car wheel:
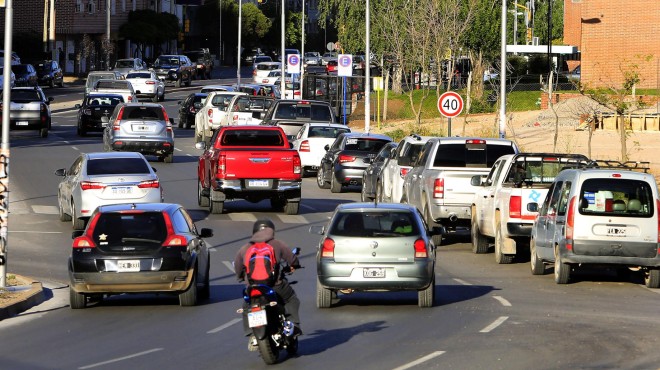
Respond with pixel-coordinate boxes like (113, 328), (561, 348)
(316, 167), (330, 189)
(185, 74), (192, 87)
(530, 237), (545, 275)
(425, 206), (442, 246)
(495, 223), (514, 264)
(361, 179), (373, 202)
(375, 181), (384, 202)
(177, 118), (184, 128)
(645, 269), (660, 288)
(471, 212), (489, 254)
(316, 278), (332, 308)
(418, 276), (435, 308)
(39, 128), (48, 138)
(69, 287), (86, 309)
(152, 94), (158, 103)
(163, 152), (174, 163)
(159, 91), (165, 102)
(77, 125), (86, 137)
(554, 245), (571, 284)
(209, 199), (224, 214)
(59, 79), (64, 88)
(175, 78), (182, 88)
(58, 194), (71, 222)
(198, 180), (210, 207)
(49, 79), (54, 88)
(284, 201), (299, 215)
(330, 173), (343, 193)
(179, 269), (198, 306)
(185, 121), (191, 129)
(71, 202), (85, 230)
(200, 258), (211, 300)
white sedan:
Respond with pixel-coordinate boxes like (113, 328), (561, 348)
(291, 122), (351, 177)
(125, 70), (165, 102)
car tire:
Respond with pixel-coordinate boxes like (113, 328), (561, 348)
(163, 152), (174, 163)
(200, 257), (211, 300)
(316, 167), (330, 189)
(495, 223), (514, 264)
(159, 91), (165, 102)
(418, 276), (435, 308)
(198, 180), (210, 207)
(179, 269), (198, 306)
(152, 94), (158, 103)
(554, 246), (571, 284)
(77, 126), (86, 137)
(330, 173), (342, 193)
(284, 201), (299, 215)
(39, 128), (48, 138)
(530, 237), (545, 275)
(645, 269), (660, 288)
(185, 121), (191, 129)
(316, 279), (332, 308)
(209, 199), (224, 214)
(49, 79), (54, 88)
(69, 287), (86, 309)
(471, 212), (489, 254)
(58, 194), (71, 222)
(185, 74), (192, 87)
(175, 78), (182, 88)
(71, 202), (85, 230)
(361, 179), (373, 202)
(58, 79), (64, 88)
(177, 118), (184, 128)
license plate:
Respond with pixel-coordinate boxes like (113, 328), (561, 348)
(133, 125), (151, 132)
(248, 180), (269, 188)
(16, 121), (28, 126)
(363, 268), (385, 278)
(117, 260), (140, 272)
(247, 309), (268, 327)
(111, 186), (133, 195)
(607, 227), (626, 236)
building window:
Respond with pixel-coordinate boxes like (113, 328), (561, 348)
(87, 0), (96, 13)
(75, 0), (83, 12)
(111, 0), (116, 14)
(122, 0), (126, 12)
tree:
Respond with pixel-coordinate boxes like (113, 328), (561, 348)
(119, 10), (179, 58)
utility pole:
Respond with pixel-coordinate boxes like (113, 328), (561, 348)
(218, 0), (222, 66)
(49, 0), (55, 57)
(42, 0), (48, 53)
(499, 0), (507, 139)
(280, 0), (285, 97)
(1, 0), (13, 288)
(237, 0), (242, 86)
(364, 0), (371, 133)
(300, 0), (305, 96)
(106, 0), (111, 70)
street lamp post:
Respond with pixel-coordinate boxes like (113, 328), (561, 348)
(106, 0), (111, 70)
(280, 0), (285, 97)
(364, 0), (371, 133)
(237, 0), (242, 86)
(0, 0), (13, 288)
(218, 0), (222, 66)
(300, 0), (305, 95)
(498, 0), (507, 138)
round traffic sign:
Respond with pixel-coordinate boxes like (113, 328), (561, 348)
(438, 91), (464, 118)
(287, 54), (300, 66)
(339, 55), (352, 67)
(327, 42), (335, 51)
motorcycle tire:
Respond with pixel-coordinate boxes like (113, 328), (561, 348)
(257, 336), (280, 364)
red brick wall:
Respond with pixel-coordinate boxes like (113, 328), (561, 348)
(563, 0), (582, 49)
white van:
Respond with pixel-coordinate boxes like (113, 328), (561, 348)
(529, 161), (660, 288)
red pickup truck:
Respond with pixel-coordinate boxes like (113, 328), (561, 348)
(195, 125), (302, 215)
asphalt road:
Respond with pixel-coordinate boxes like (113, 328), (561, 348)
(0, 74), (658, 369)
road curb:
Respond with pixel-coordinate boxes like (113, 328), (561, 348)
(0, 276), (46, 320)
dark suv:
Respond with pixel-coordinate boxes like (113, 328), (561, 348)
(152, 54), (195, 87)
(35, 60), (64, 88)
(261, 99), (340, 139)
(184, 49), (213, 80)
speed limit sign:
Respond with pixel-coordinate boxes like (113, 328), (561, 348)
(438, 91), (464, 118)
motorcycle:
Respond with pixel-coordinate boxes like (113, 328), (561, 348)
(237, 248), (301, 364)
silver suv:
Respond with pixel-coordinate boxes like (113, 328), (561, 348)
(102, 103), (175, 163)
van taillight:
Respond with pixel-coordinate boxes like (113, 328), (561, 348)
(414, 239), (427, 258)
(400, 168), (410, 178)
(162, 108), (171, 132)
(509, 195), (521, 218)
(293, 153), (301, 174)
(433, 178), (444, 199)
(565, 196), (576, 251)
(299, 140), (310, 152)
(217, 154), (227, 178)
(162, 212), (187, 247)
(338, 154), (356, 163)
(321, 238), (335, 258)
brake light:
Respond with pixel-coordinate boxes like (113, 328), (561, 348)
(338, 154), (356, 163)
(565, 196), (576, 251)
(466, 139), (485, 144)
(162, 212), (187, 246)
(114, 107), (124, 131)
(433, 178), (444, 199)
(509, 195), (521, 218)
(612, 173), (622, 178)
(189, 106), (196, 114)
(127, 95), (133, 102)
(162, 107), (170, 124)
(146, 81), (155, 85)
(299, 140), (310, 152)
(72, 236), (95, 248)
(321, 237), (335, 258)
(294, 91), (300, 96)
(217, 154), (227, 178)
(137, 180), (160, 189)
(208, 108), (213, 119)
(293, 153), (301, 174)
(414, 239), (427, 258)
(80, 181), (105, 191)
(400, 168), (410, 178)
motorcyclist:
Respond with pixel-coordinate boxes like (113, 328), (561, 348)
(234, 219), (302, 350)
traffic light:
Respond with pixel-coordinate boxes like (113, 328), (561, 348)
(184, 19), (190, 33)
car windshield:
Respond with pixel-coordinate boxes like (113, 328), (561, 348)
(11, 65), (28, 73)
(579, 179), (654, 217)
(85, 95), (123, 106)
(86, 157), (151, 175)
(92, 212), (167, 247)
(274, 102), (333, 121)
(308, 126), (349, 138)
(257, 64), (280, 71)
(115, 60), (134, 68)
(126, 72), (151, 79)
(156, 57), (179, 66)
(432, 142), (517, 168)
(343, 138), (390, 152)
(122, 106), (165, 121)
(329, 211), (419, 237)
(86, 74), (115, 87)
(36, 63), (52, 72)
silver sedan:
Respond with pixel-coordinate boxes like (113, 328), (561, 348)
(55, 152), (163, 230)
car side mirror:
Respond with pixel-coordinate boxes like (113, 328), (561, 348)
(151, 166), (157, 173)
(54, 168), (66, 176)
(324, 144), (330, 151)
(527, 203), (538, 212)
(195, 142), (207, 150)
(48, 96), (54, 103)
(200, 228), (214, 238)
(75, 104), (81, 109)
(309, 225), (325, 235)
(470, 175), (484, 186)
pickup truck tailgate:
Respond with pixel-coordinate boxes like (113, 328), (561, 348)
(225, 150), (297, 179)
(517, 188), (550, 220)
(437, 169), (488, 204)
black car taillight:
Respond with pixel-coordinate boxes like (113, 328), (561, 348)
(162, 212), (187, 247)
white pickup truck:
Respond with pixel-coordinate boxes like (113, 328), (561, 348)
(219, 95), (275, 126)
(470, 153), (589, 264)
(194, 91), (247, 143)
(402, 137), (519, 245)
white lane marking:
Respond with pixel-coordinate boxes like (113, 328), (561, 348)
(493, 295), (512, 307)
(78, 348), (164, 369)
(31, 205), (59, 214)
(71, 146), (79, 151)
(174, 147), (182, 152)
(278, 215), (307, 224)
(207, 318), (242, 334)
(300, 203), (316, 211)
(392, 351), (446, 370)
(228, 213), (257, 222)
(222, 261), (235, 272)
(480, 316), (509, 333)
(453, 278), (472, 286)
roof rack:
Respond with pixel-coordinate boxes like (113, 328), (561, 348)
(585, 160), (651, 173)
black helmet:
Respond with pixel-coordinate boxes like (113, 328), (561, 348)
(253, 218), (275, 234)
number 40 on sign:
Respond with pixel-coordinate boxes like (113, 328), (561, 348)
(437, 91), (464, 118)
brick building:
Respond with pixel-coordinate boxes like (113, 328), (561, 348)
(564, 0), (660, 89)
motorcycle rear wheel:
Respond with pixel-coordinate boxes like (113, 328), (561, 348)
(257, 336), (280, 364)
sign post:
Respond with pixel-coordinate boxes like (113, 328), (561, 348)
(286, 54), (301, 99)
(437, 91), (464, 137)
(337, 54), (353, 125)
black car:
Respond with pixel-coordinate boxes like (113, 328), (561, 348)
(75, 93), (124, 136)
(183, 49), (213, 80)
(152, 54), (195, 87)
(11, 64), (38, 87)
(68, 202), (214, 308)
(317, 132), (393, 193)
(177, 92), (207, 129)
(35, 60), (64, 88)
(361, 142), (398, 201)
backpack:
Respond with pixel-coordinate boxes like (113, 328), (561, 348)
(243, 242), (278, 285)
